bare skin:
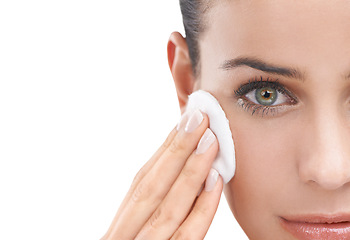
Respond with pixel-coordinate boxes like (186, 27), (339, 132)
(104, 0), (350, 239)
(101, 111), (224, 239)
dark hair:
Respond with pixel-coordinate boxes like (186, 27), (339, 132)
(179, 0), (211, 77)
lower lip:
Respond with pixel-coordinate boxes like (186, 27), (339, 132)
(279, 217), (350, 240)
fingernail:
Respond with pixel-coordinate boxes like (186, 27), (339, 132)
(185, 109), (203, 133)
(176, 111), (191, 131)
(196, 128), (216, 155)
(205, 168), (219, 192)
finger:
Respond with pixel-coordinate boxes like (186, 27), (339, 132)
(133, 125), (179, 187)
(110, 110), (210, 239)
(136, 128), (219, 240)
(171, 174), (224, 240)
(125, 126), (178, 203)
(108, 125), (178, 227)
(103, 125), (178, 239)
(128, 109), (195, 190)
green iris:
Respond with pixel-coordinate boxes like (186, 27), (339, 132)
(255, 87), (277, 106)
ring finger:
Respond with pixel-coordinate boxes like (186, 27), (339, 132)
(135, 128), (219, 240)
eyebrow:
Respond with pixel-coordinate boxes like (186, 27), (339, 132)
(219, 56), (306, 82)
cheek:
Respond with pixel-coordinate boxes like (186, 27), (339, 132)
(223, 109), (299, 238)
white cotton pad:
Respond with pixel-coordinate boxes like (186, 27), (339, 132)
(185, 90), (236, 183)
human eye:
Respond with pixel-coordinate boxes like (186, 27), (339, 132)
(233, 76), (298, 117)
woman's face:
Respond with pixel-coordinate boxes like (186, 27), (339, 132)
(194, 1), (350, 239)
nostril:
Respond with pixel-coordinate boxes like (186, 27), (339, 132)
(316, 175), (350, 190)
(298, 140), (350, 190)
(300, 166), (350, 190)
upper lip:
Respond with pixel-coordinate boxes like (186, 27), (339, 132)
(281, 213), (350, 224)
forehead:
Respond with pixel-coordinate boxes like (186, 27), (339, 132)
(200, 0), (350, 79)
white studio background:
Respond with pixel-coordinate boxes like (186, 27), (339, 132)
(0, 1), (247, 239)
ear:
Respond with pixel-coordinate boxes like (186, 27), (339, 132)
(167, 32), (196, 114)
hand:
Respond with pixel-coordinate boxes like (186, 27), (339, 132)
(102, 110), (223, 240)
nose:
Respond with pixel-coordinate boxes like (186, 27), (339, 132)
(298, 109), (350, 190)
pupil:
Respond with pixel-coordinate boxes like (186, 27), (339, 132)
(256, 87), (277, 105)
(262, 90), (271, 99)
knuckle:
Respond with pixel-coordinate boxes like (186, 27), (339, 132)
(193, 205), (208, 217)
(131, 159), (154, 188)
(171, 230), (194, 240)
(162, 130), (176, 150)
(150, 205), (177, 229)
(164, 208), (177, 225)
(149, 207), (163, 230)
(168, 137), (186, 154)
(180, 167), (201, 189)
(182, 162), (202, 180)
(131, 178), (163, 204)
(182, 166), (197, 179)
(131, 181), (146, 203)
(132, 167), (144, 185)
(149, 207), (162, 229)
(131, 180), (151, 203)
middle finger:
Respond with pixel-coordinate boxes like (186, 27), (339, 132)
(136, 128), (219, 240)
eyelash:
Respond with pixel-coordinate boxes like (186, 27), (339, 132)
(233, 76), (298, 117)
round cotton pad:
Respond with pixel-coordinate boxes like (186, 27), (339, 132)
(186, 90), (236, 183)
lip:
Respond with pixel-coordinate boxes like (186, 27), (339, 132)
(279, 214), (350, 240)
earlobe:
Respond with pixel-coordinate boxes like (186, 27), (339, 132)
(167, 31), (196, 114)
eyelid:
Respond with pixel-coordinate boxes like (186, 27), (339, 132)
(233, 76), (298, 117)
(234, 76), (297, 103)
(245, 88), (289, 106)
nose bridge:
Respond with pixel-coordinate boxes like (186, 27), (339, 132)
(299, 100), (350, 190)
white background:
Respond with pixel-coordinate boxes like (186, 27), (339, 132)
(0, 1), (247, 239)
